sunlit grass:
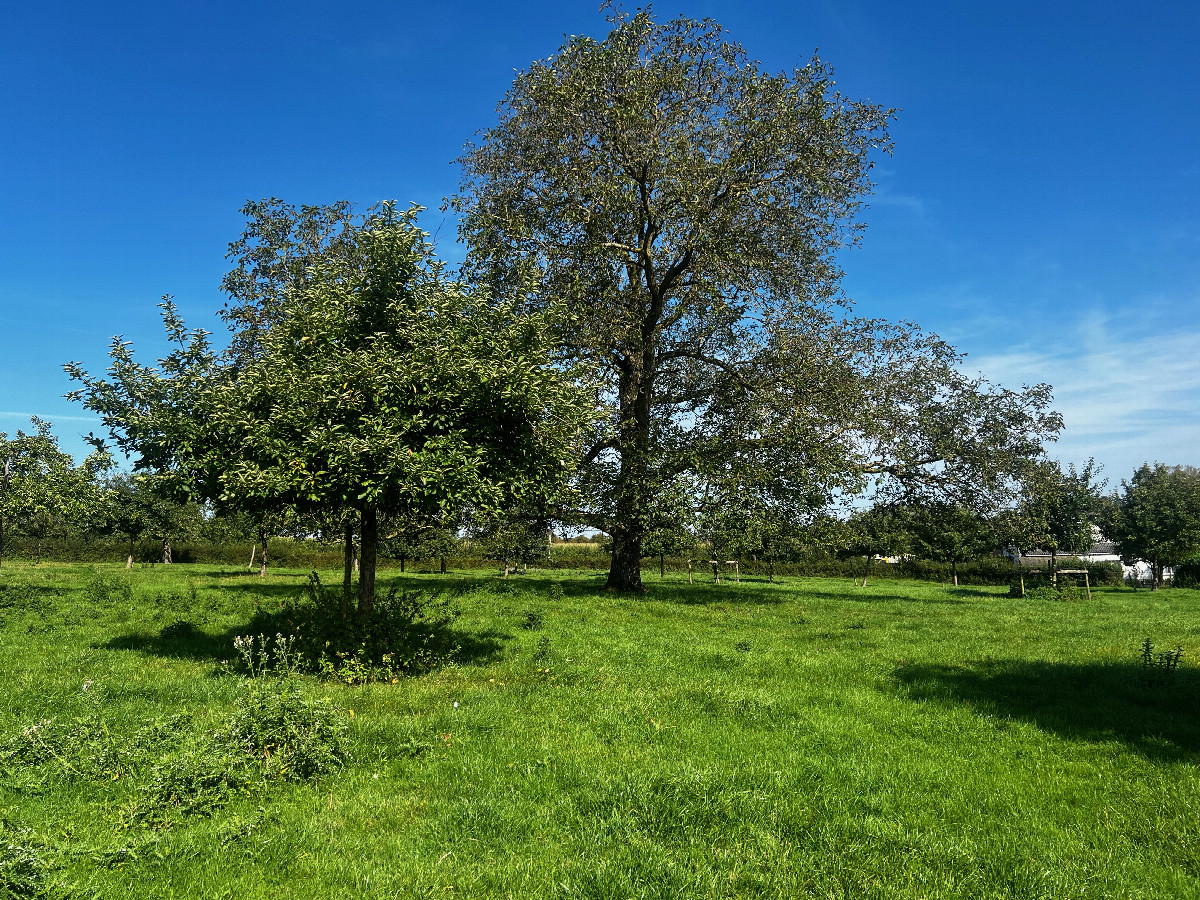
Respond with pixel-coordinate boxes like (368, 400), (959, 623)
(0, 561), (1197, 898)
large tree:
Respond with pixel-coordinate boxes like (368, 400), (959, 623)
(1102, 464), (1200, 589)
(454, 9), (1061, 591)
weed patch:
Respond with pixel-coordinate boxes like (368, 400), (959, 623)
(0, 829), (50, 899)
(244, 574), (462, 684)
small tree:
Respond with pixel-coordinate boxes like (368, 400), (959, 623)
(0, 419), (110, 567)
(208, 203), (585, 611)
(908, 502), (996, 587)
(472, 506), (553, 577)
(1102, 464), (1200, 589)
(1018, 459), (1105, 570)
(842, 505), (909, 586)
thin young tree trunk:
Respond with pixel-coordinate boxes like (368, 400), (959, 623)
(660, 552), (665, 579)
(127, 534), (135, 569)
(357, 506), (377, 615)
(162, 538), (172, 564)
(440, 556), (447, 574)
(768, 560), (774, 583)
(863, 554), (872, 586)
(258, 524), (268, 577)
(952, 559), (958, 587)
(342, 521), (354, 621)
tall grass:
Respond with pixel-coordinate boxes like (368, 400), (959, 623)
(0, 562), (1196, 898)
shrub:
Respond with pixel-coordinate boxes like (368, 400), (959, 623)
(139, 747), (250, 820)
(245, 574), (461, 684)
(1173, 557), (1200, 588)
(222, 680), (349, 780)
(1139, 638), (1184, 687)
(0, 830), (46, 899)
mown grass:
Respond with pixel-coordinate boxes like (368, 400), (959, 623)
(0, 561), (1197, 898)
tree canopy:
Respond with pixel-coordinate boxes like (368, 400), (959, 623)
(454, 9), (1061, 590)
(0, 418), (110, 568)
(1102, 464), (1200, 589)
(68, 203), (585, 610)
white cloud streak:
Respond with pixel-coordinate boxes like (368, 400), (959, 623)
(966, 314), (1200, 480)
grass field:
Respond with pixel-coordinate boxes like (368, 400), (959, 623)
(0, 562), (1197, 899)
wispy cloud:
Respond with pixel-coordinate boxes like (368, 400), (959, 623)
(966, 314), (1200, 479)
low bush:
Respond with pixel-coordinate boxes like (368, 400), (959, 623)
(1173, 557), (1200, 588)
(244, 574), (461, 684)
(223, 677), (349, 780)
(0, 830), (47, 899)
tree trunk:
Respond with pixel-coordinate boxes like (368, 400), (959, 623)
(400, 557), (405, 573)
(248, 543), (256, 570)
(863, 554), (872, 586)
(768, 560), (774, 583)
(161, 538), (172, 564)
(440, 556), (447, 574)
(357, 506), (377, 615)
(342, 521), (354, 621)
(607, 523), (645, 592)
(951, 559), (958, 587)
(127, 535), (135, 569)
(605, 347), (653, 593)
(259, 529), (269, 577)
(660, 552), (665, 579)
(1152, 558), (1161, 591)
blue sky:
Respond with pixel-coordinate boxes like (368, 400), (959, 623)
(2, 0), (1197, 486)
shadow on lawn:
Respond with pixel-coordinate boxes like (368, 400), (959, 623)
(894, 658), (1200, 759)
(649, 582), (969, 606)
(102, 618), (507, 670)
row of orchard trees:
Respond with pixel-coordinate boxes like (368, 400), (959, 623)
(0, 427), (296, 572)
(57, 8), (1147, 597)
(632, 460), (1200, 589)
(4, 411), (1198, 591)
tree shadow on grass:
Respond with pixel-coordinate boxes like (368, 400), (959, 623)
(207, 569), (309, 579)
(101, 617), (507, 671)
(893, 658), (1200, 760)
(0, 581), (63, 610)
(801, 588), (967, 605)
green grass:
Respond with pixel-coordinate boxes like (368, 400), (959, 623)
(0, 561), (1197, 899)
